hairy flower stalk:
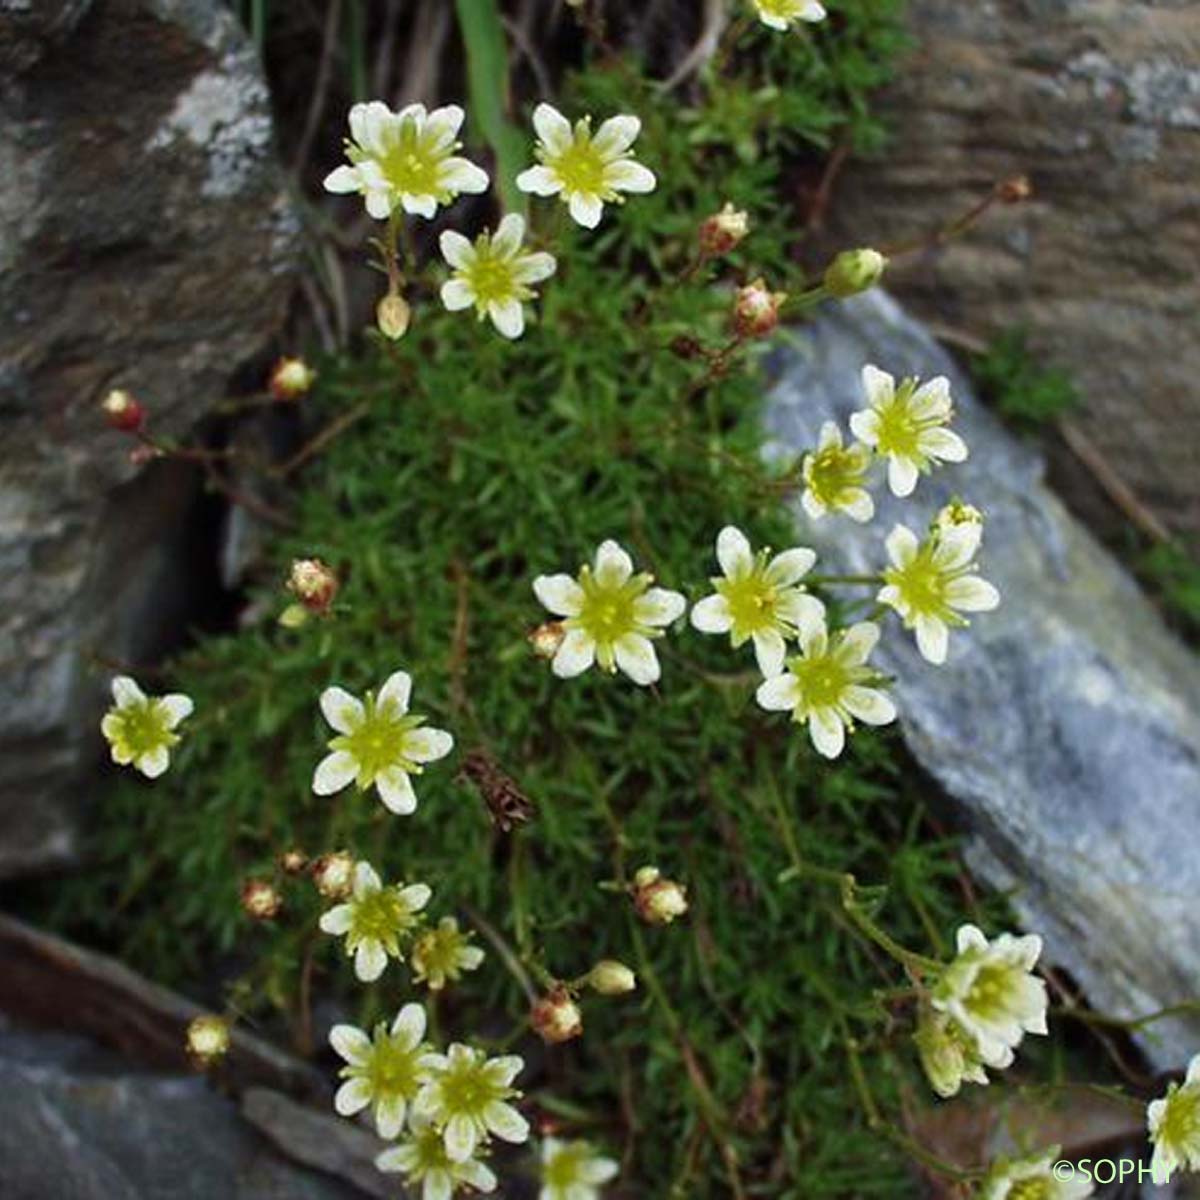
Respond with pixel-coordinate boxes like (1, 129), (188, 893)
(691, 525), (825, 676)
(319, 861), (431, 982)
(100, 675), (193, 779)
(330, 1002), (434, 1138)
(755, 620), (895, 759)
(850, 365), (968, 497)
(324, 102), (488, 219)
(313, 670), (453, 814)
(517, 104), (656, 228)
(533, 539), (685, 685)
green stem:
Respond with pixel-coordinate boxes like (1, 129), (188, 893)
(807, 573), (881, 586)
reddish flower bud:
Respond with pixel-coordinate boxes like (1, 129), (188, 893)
(287, 558), (339, 615)
(732, 278), (786, 339)
(530, 985), (584, 1044)
(102, 389), (145, 434)
(240, 877), (282, 921)
(310, 850), (355, 900)
(268, 357), (317, 401)
(699, 203), (749, 258)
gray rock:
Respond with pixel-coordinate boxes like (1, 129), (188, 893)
(764, 291), (1200, 1070)
(0, 0), (299, 876)
(0, 1018), (369, 1200)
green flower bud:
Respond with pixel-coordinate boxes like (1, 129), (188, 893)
(823, 248), (886, 299)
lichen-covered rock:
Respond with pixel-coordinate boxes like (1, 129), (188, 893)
(0, 0), (298, 875)
(825, 0), (1200, 537)
(764, 291), (1200, 1071)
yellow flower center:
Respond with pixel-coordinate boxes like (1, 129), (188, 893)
(788, 651), (851, 711)
(873, 386), (923, 460)
(361, 1028), (424, 1099)
(408, 1127), (454, 1174)
(805, 444), (867, 506)
(546, 127), (611, 197)
(758, 0), (803, 17)
(374, 118), (450, 199)
(438, 1059), (504, 1119)
(108, 700), (178, 760)
(571, 565), (648, 647)
(545, 1144), (589, 1189)
(414, 927), (465, 983)
(1008, 1179), (1051, 1200)
(463, 252), (519, 307)
(884, 547), (957, 624)
(331, 695), (424, 785)
(716, 563), (781, 639)
(348, 888), (413, 948)
(964, 962), (1019, 1024)
(1159, 1085), (1200, 1155)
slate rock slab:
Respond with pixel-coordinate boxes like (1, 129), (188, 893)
(764, 291), (1200, 1070)
(0, 0), (298, 876)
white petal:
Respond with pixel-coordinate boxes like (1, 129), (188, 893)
(765, 546), (816, 587)
(400, 192), (437, 219)
(375, 1094), (406, 1139)
(456, 1160), (497, 1192)
(920, 427), (968, 463)
(934, 523), (983, 570)
(809, 708), (846, 759)
(405, 726), (453, 763)
(512, 251), (557, 283)
(112, 676), (145, 707)
(861, 364), (894, 406)
(323, 164), (362, 194)
(840, 488), (875, 523)
(848, 409), (880, 446)
(488, 298), (525, 339)
(614, 634), (660, 686)
(426, 103), (465, 142)
(604, 160), (656, 194)
(887, 455), (919, 498)
(375, 1147), (410, 1174)
(777, 591), (826, 639)
(377, 670), (412, 713)
(320, 687), (363, 734)
(910, 376), (952, 420)
(690, 593), (733, 634)
(484, 1055), (524, 1087)
(552, 629), (596, 678)
(592, 114), (641, 156)
(354, 861), (382, 896)
(441, 279), (476, 311)
(885, 524), (920, 568)
(313, 750), (358, 796)
(1186, 1053), (1200, 1085)
(633, 587), (686, 626)
(364, 188), (394, 220)
(391, 1002), (427, 1045)
(956, 924), (988, 953)
(137, 746), (170, 779)
(424, 1171), (453, 1200)
(329, 1023), (371, 1063)
(532, 102), (573, 154)
(915, 615), (949, 665)
(361, 101), (396, 154)
(533, 573), (585, 617)
(800, 488), (826, 520)
(799, 621), (828, 657)
(945, 575), (1000, 613)
(438, 157), (489, 195)
(443, 1113), (478, 1162)
(579, 1158), (620, 1184)
(491, 212), (526, 257)
(594, 539), (633, 586)
(319, 904), (353, 935)
(568, 190), (604, 228)
(752, 628), (788, 678)
(836, 621), (880, 666)
(334, 1077), (373, 1116)
(483, 1100), (530, 1144)
(439, 229), (475, 269)
(516, 165), (563, 196)
(716, 525), (754, 579)
(376, 767), (417, 815)
(817, 420), (842, 450)
(756, 673), (801, 712)
(400, 882), (432, 911)
(158, 694), (193, 728)
(841, 686), (896, 726)
(355, 939), (388, 982)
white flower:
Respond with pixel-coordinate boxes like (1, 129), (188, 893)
(312, 670), (454, 815)
(323, 101), (489, 220)
(413, 1044), (529, 1162)
(517, 103), (656, 229)
(330, 1003), (434, 1138)
(979, 1147), (1094, 1199)
(750, 0), (827, 31)
(100, 675), (193, 779)
(931, 924), (1048, 1070)
(1148, 1053), (1200, 1179)
(849, 365), (968, 497)
(913, 1003), (992, 1100)
(411, 917), (486, 991)
(439, 213), (556, 339)
(756, 620), (895, 759)
(800, 421), (875, 523)
(377, 1118), (497, 1200)
(540, 1137), (620, 1200)
(533, 539), (686, 686)
(318, 861), (432, 982)
(690, 525), (825, 676)
(878, 522), (1000, 666)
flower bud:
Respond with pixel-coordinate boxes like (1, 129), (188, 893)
(823, 248), (886, 299)
(732, 278), (786, 339)
(101, 388), (145, 434)
(377, 292), (411, 340)
(699, 203), (749, 257)
(240, 878), (282, 921)
(932, 500), (984, 536)
(587, 960), (637, 995)
(287, 557), (339, 615)
(530, 985), (583, 1044)
(278, 847), (308, 875)
(278, 603), (310, 629)
(186, 1014), (230, 1068)
(268, 356), (317, 401)
(997, 174), (1032, 204)
(311, 850), (355, 900)
(632, 865), (689, 925)
(528, 621), (566, 660)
